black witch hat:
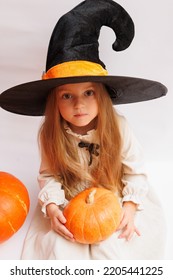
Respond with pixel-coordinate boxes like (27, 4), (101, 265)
(0, 0), (167, 116)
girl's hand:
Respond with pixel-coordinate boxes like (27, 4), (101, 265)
(116, 201), (140, 241)
(46, 203), (75, 242)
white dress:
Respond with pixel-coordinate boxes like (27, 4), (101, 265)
(21, 113), (166, 259)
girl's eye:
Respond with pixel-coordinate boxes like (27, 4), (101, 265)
(62, 93), (72, 99)
(84, 90), (94, 96)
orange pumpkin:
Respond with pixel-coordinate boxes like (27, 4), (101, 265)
(0, 171), (30, 243)
(63, 187), (121, 244)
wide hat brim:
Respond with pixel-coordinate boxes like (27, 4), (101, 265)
(0, 75), (167, 116)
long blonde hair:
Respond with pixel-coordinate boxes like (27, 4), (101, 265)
(38, 83), (123, 197)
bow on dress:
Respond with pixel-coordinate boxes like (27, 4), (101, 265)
(78, 141), (100, 166)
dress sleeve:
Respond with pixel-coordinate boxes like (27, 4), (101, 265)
(38, 174), (68, 216)
(37, 146), (68, 216)
(119, 114), (149, 209)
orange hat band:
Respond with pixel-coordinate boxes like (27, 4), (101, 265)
(42, 60), (108, 80)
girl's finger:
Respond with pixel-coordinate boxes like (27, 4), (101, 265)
(60, 231), (75, 242)
(118, 227), (130, 239)
(57, 212), (67, 224)
(134, 227), (141, 236)
(116, 218), (128, 230)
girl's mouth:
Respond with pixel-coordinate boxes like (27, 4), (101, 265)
(74, 113), (87, 117)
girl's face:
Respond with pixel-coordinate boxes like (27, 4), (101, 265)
(56, 82), (99, 134)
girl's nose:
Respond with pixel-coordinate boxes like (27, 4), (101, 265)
(74, 96), (85, 108)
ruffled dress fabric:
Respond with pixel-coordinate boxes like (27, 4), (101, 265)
(21, 114), (166, 259)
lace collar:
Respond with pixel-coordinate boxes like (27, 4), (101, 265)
(64, 122), (97, 141)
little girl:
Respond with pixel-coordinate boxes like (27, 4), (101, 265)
(0, 0), (167, 259)
(39, 82), (141, 242)
(20, 81), (166, 259)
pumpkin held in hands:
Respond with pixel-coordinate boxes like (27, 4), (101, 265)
(63, 187), (121, 244)
(0, 171), (30, 243)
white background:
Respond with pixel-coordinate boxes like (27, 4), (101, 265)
(0, 0), (172, 260)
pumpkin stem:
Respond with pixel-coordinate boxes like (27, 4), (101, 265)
(86, 189), (96, 204)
